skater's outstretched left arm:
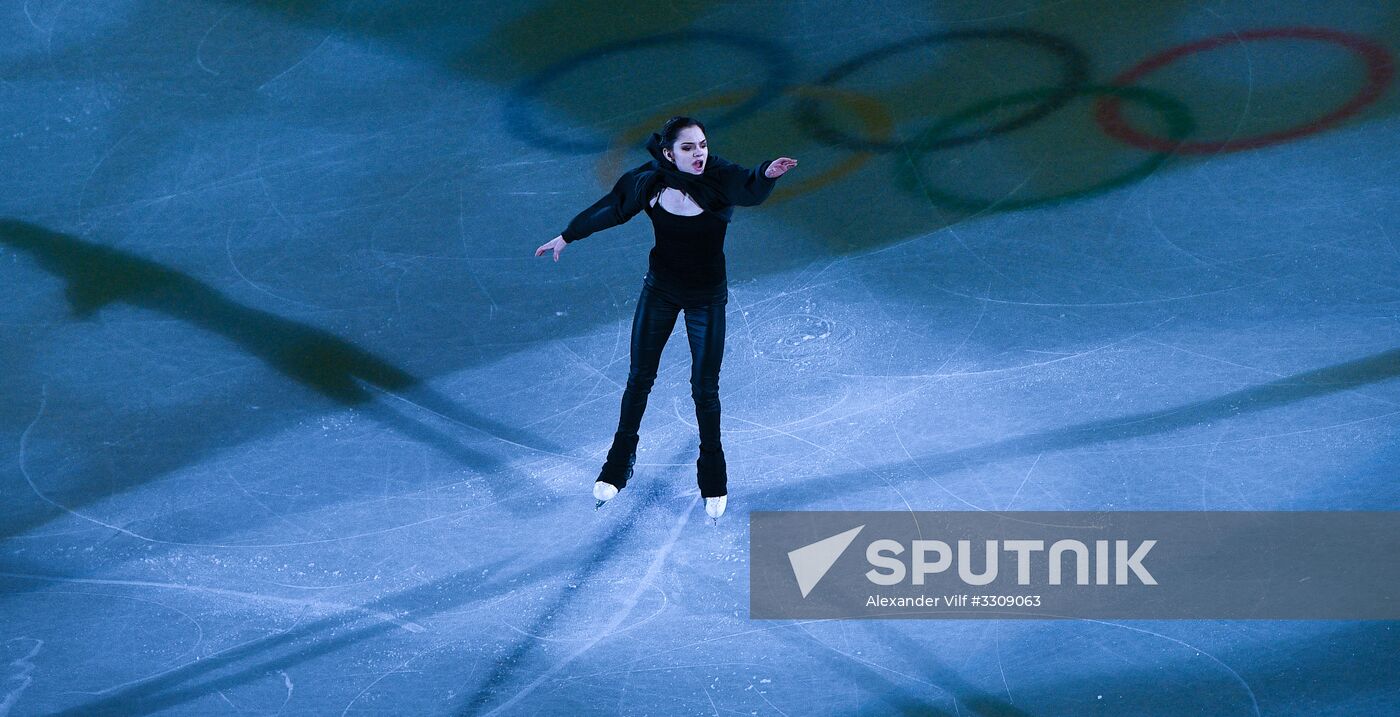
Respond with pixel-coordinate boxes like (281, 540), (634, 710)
(716, 155), (799, 207)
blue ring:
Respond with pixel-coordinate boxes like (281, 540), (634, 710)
(506, 30), (795, 153)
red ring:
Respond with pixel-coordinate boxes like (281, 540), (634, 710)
(1095, 27), (1395, 154)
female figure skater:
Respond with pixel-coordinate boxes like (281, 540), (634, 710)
(535, 116), (798, 519)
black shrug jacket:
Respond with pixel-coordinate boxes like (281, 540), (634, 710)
(559, 133), (779, 243)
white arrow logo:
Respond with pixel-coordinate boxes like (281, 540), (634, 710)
(787, 525), (865, 598)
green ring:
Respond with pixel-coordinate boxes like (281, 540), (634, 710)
(897, 85), (1196, 213)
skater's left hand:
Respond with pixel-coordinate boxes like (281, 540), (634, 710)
(765, 157), (798, 179)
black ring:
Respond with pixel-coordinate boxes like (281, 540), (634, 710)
(897, 85), (1196, 212)
(794, 29), (1091, 153)
(506, 30), (796, 154)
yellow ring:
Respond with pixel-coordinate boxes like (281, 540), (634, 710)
(593, 85), (894, 204)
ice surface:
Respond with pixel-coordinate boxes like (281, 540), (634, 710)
(1, 0), (1398, 714)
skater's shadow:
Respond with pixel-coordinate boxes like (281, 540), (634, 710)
(1, 219), (559, 536)
(760, 346), (1400, 509)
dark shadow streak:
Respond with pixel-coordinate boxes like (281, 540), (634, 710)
(19, 477), (672, 714)
(0, 219), (562, 535)
(24, 550), (518, 716)
(459, 468), (678, 714)
(828, 621), (1400, 716)
(759, 347), (1400, 509)
(768, 618), (1034, 716)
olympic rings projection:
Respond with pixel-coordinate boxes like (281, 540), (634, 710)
(897, 86), (1195, 212)
(595, 85), (895, 204)
(794, 29), (1092, 153)
(505, 30), (795, 153)
(514, 25), (1395, 212)
(1095, 27), (1395, 154)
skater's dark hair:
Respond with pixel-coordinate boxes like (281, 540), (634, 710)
(650, 115), (707, 164)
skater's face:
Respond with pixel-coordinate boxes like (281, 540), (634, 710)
(663, 125), (708, 175)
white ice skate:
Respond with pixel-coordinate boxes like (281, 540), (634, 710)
(705, 495), (726, 520)
(594, 481), (619, 509)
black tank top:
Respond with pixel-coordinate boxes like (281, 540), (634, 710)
(643, 194), (728, 306)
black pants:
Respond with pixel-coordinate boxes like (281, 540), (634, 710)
(611, 277), (726, 494)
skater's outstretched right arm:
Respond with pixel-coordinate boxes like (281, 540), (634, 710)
(534, 234), (568, 262)
(534, 167), (651, 262)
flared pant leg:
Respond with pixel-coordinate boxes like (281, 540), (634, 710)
(600, 283), (680, 489)
(604, 279), (728, 497)
(684, 300), (727, 497)
(683, 301), (725, 453)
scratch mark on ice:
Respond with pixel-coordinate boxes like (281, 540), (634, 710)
(480, 494), (699, 715)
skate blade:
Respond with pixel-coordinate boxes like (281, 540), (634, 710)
(595, 499), (608, 510)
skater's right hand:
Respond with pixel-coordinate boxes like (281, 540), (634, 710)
(535, 235), (567, 262)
